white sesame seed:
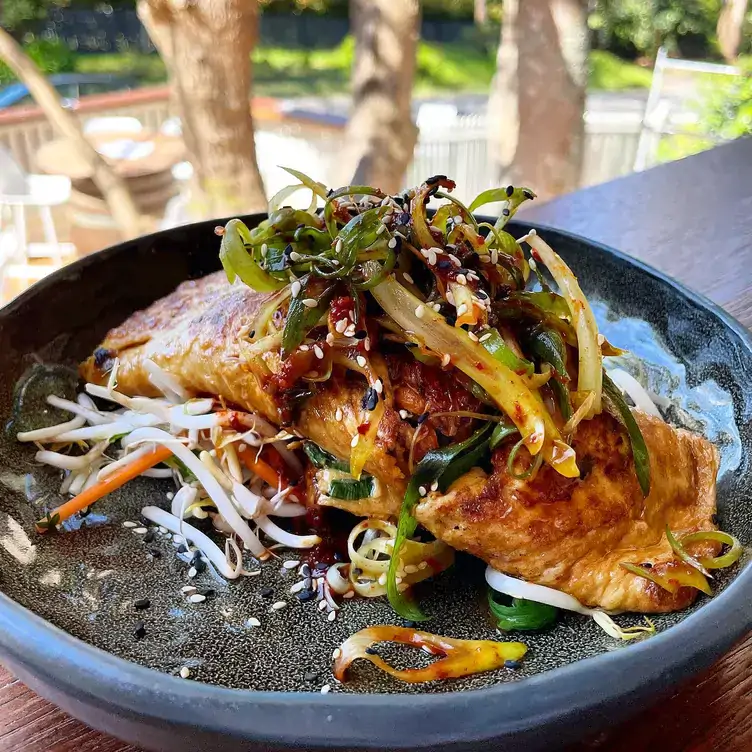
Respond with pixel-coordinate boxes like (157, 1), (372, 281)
(158, 526), (168, 534)
(404, 564), (418, 574)
(291, 280), (301, 298)
(173, 534), (184, 543)
(335, 238), (343, 253)
(456, 303), (468, 317)
(373, 379), (383, 394)
(468, 331), (479, 342)
(446, 290), (455, 306)
(332, 647), (342, 660)
(420, 248), (430, 259)
(479, 332), (493, 342)
(165, 491), (174, 501)
(415, 304), (425, 319)
(314, 345), (324, 360)
(189, 593), (206, 603)
(247, 616), (261, 627)
(181, 585), (197, 594)
(441, 353), (451, 367)
(364, 338), (371, 351)
(388, 237), (397, 249)
(188, 567), (197, 578)
(302, 298), (318, 308)
(449, 254), (461, 267)
(479, 254), (491, 263)
(399, 409), (410, 420)
(456, 274), (468, 286)
(299, 344), (310, 352)
(344, 325), (357, 337)
(290, 580), (307, 594)
(326, 333), (335, 346)
(133, 527), (147, 535)
(356, 355), (367, 367)
(321, 684), (331, 694)
(335, 319), (348, 333)
(418, 561), (428, 570)
(377, 573), (387, 586)
(403, 272), (414, 284)
(261, 243), (268, 257)
(318, 599), (328, 611)
(180, 666), (190, 679)
(327, 610), (337, 622)
(428, 251), (437, 266)
(289, 250), (302, 262)
(335, 408), (343, 421)
(376, 224), (386, 236)
(430, 480), (439, 491)
(432, 303), (442, 312)
(122, 521), (137, 528)
(283, 560), (300, 570)
(491, 249), (499, 265)
(271, 601), (287, 611)
(419, 485), (427, 496)
(350, 434), (360, 448)
(343, 590), (355, 599)
(454, 214), (463, 224)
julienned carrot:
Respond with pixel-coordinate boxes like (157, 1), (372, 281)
(238, 445), (288, 489)
(36, 445), (173, 534)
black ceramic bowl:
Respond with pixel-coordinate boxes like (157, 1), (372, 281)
(0, 216), (750, 752)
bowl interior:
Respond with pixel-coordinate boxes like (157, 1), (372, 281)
(0, 218), (749, 695)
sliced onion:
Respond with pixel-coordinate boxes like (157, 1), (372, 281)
(562, 391), (596, 435)
(525, 231), (602, 417)
(607, 368), (662, 419)
(326, 563), (351, 595)
(141, 505), (241, 579)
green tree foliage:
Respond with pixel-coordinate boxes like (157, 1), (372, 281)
(589, 0), (723, 59)
(702, 56), (752, 137)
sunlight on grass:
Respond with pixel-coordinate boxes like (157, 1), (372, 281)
(64, 42), (651, 98)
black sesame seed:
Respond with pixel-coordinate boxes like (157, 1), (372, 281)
(304, 670), (319, 682)
(437, 259), (452, 270)
(354, 330), (368, 340)
(361, 387), (379, 411)
(711, 513), (719, 525)
(333, 551), (345, 562)
(444, 314), (457, 326)
(416, 412), (429, 425)
(78, 506), (90, 518)
(505, 185), (514, 197)
(397, 211), (411, 226)
(134, 598), (150, 610)
(314, 562), (328, 573)
(502, 208), (510, 217)
(365, 647), (378, 655)
(177, 544), (188, 554)
(476, 289), (489, 300)
(296, 589), (316, 602)
(641, 562), (653, 569)
(504, 659), (521, 669)
(300, 563), (311, 577)
(149, 548), (162, 559)
(190, 550), (202, 565)
(249, 330), (256, 339)
(133, 621), (146, 640)
(93, 347), (115, 369)
(522, 189), (535, 200)
(402, 620), (416, 629)
(260, 587), (274, 598)
(143, 530), (155, 543)
(197, 588), (215, 598)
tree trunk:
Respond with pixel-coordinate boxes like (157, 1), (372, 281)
(0, 26), (143, 238)
(137, 0), (266, 218)
(474, 0), (488, 26)
(717, 0), (748, 63)
(338, 0), (420, 193)
(488, 0), (588, 200)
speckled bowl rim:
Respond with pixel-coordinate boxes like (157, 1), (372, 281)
(0, 218), (750, 750)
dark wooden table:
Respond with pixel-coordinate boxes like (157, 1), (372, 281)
(2, 139), (752, 751)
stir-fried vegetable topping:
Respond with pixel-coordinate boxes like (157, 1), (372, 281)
(334, 625), (526, 683)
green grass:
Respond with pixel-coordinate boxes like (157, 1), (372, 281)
(24, 41), (653, 97)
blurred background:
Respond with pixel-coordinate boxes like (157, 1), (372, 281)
(0, 0), (750, 301)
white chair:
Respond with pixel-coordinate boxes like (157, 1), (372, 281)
(0, 145), (74, 269)
(83, 116), (143, 135)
